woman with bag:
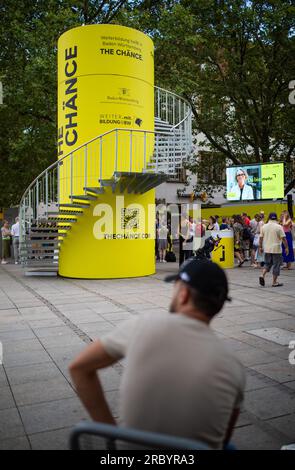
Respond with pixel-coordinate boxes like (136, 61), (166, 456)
(280, 211), (294, 269)
(254, 215), (265, 267)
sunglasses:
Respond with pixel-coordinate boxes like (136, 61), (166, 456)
(236, 173), (245, 176)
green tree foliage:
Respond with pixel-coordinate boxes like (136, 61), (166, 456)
(0, 0), (138, 207)
(150, 0), (295, 191)
(1, 1), (294, 206)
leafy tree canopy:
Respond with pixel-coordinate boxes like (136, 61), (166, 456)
(1, 0), (294, 206)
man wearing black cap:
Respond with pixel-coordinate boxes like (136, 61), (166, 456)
(69, 260), (245, 450)
(259, 212), (289, 287)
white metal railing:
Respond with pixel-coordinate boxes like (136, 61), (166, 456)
(154, 86), (192, 138)
(19, 88), (192, 247)
(19, 129), (191, 241)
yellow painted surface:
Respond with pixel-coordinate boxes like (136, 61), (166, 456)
(57, 24), (154, 202)
(201, 200), (291, 221)
(210, 230), (234, 269)
(57, 24), (155, 279)
(59, 188), (155, 279)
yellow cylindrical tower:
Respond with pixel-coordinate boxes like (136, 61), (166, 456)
(57, 24), (155, 279)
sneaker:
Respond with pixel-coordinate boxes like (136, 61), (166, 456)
(15, 262), (18, 265)
(1, 260), (8, 264)
(259, 276), (265, 287)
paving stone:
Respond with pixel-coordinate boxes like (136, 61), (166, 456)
(0, 408), (25, 440)
(5, 362), (64, 386)
(244, 385), (295, 420)
(250, 360), (295, 383)
(39, 334), (85, 349)
(267, 413), (295, 440)
(246, 327), (295, 346)
(3, 339), (44, 355)
(0, 386), (15, 410)
(0, 329), (36, 343)
(84, 302), (124, 314)
(227, 311), (290, 325)
(232, 424), (287, 450)
(19, 397), (88, 434)
(46, 344), (86, 364)
(33, 325), (77, 339)
(0, 366), (8, 388)
(234, 410), (253, 428)
(3, 349), (52, 368)
(284, 381), (295, 391)
(29, 427), (72, 450)
(11, 376), (75, 407)
(235, 348), (278, 367)
(28, 318), (65, 329)
(244, 370), (278, 391)
(0, 436), (31, 450)
(99, 367), (122, 392)
(222, 338), (254, 352)
(1, 262), (295, 451)
(105, 390), (119, 418)
(101, 312), (135, 322)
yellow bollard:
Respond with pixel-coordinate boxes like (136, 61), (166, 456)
(210, 230), (234, 269)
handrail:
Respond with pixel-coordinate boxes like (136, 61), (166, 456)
(19, 128), (191, 210)
(20, 87), (191, 207)
(154, 86), (192, 132)
(154, 86), (191, 109)
(19, 86), (192, 247)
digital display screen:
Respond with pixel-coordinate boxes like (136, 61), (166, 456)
(226, 162), (284, 201)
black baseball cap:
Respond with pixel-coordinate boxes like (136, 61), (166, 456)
(268, 212), (278, 220)
(165, 258), (231, 302)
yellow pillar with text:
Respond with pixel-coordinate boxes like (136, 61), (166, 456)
(57, 24), (155, 278)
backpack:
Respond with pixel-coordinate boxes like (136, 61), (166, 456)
(165, 251), (176, 262)
(242, 226), (254, 241)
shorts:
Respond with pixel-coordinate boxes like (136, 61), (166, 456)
(158, 239), (168, 250)
(264, 253), (283, 277)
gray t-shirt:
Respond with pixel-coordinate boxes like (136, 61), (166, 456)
(101, 313), (245, 449)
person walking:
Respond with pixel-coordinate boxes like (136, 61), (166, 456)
(249, 214), (261, 267)
(178, 215), (190, 266)
(280, 210), (294, 270)
(254, 215), (265, 267)
(1, 220), (11, 264)
(259, 213), (289, 287)
(158, 218), (169, 263)
(11, 216), (20, 265)
(233, 215), (245, 267)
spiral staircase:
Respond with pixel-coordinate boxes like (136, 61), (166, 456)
(19, 87), (192, 275)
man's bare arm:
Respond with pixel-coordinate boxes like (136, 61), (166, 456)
(223, 408), (240, 447)
(69, 340), (117, 424)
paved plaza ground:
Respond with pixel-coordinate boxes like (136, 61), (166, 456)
(0, 262), (295, 450)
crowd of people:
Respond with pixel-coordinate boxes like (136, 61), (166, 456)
(204, 210), (294, 271)
(155, 210), (294, 272)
